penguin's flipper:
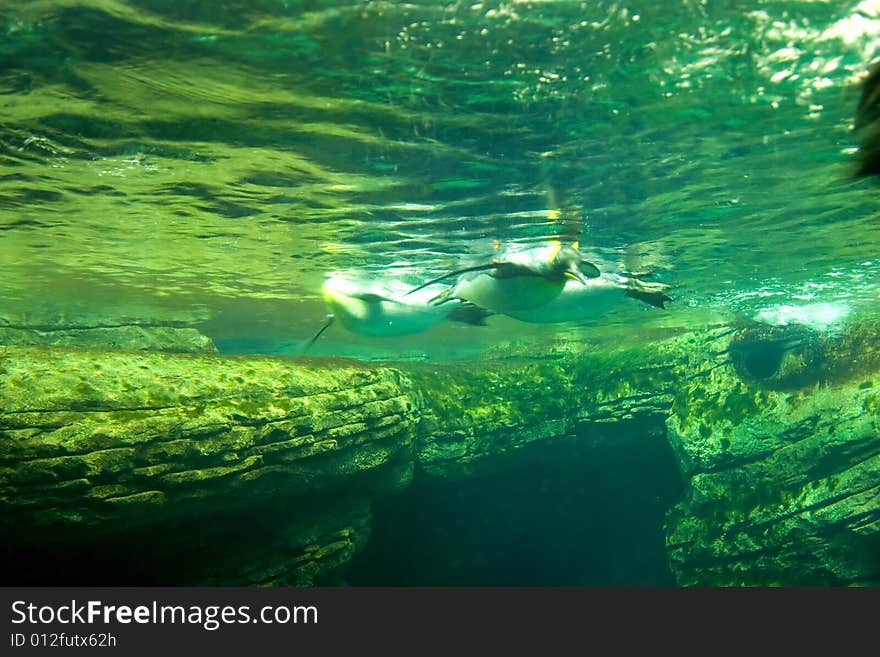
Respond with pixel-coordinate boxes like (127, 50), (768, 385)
(446, 303), (493, 326)
(488, 262), (539, 279)
(404, 262), (504, 296)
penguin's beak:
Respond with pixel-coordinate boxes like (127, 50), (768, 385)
(564, 270), (587, 285)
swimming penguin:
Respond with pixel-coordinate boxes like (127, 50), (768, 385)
(406, 242), (602, 314)
(505, 273), (672, 323)
(305, 274), (490, 350)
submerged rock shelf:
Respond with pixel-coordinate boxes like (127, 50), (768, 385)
(0, 324), (218, 354)
(2, 320), (880, 585)
(0, 345), (417, 584)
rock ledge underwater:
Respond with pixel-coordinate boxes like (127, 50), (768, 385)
(3, 318), (880, 585)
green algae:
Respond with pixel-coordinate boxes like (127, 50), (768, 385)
(6, 318), (880, 585)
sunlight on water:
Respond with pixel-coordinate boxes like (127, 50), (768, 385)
(1, 0), (879, 355)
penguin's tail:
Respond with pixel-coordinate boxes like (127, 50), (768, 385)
(446, 303), (493, 326)
(625, 280), (672, 309)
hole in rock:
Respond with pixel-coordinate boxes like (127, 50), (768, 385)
(348, 416), (683, 586)
(736, 340), (785, 379)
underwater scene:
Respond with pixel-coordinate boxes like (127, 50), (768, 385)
(3, 0), (880, 587)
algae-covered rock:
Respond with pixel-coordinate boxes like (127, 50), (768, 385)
(666, 378), (880, 585)
(5, 317), (880, 586)
(0, 337), (684, 584)
(407, 337), (679, 480)
(408, 359), (577, 480)
(665, 321), (880, 585)
(0, 324), (217, 353)
(177, 496), (376, 586)
(0, 345), (419, 544)
(727, 323), (823, 389)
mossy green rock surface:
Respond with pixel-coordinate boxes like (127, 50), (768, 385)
(0, 325), (217, 353)
(666, 336), (880, 585)
(0, 345), (416, 584)
(4, 319), (880, 585)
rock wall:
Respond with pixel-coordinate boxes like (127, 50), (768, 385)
(0, 325), (217, 353)
(0, 346), (416, 584)
(665, 323), (880, 585)
(3, 319), (880, 585)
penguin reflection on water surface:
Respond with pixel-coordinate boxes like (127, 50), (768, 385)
(406, 242), (602, 314)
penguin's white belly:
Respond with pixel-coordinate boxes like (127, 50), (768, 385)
(505, 277), (622, 323)
(453, 273), (565, 313)
(321, 277), (445, 337)
(332, 299), (441, 336)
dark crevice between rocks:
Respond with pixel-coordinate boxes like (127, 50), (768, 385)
(347, 415), (683, 586)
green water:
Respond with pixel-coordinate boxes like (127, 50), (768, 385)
(3, 1), (880, 587)
(3, 0), (879, 359)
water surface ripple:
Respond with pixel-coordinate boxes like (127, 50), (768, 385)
(2, 0), (879, 352)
